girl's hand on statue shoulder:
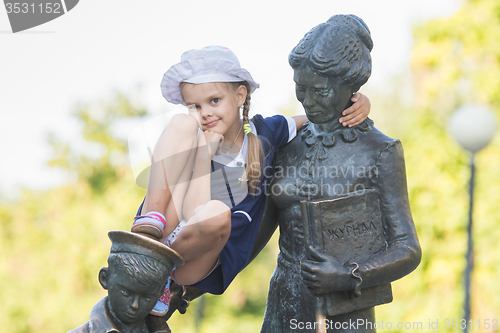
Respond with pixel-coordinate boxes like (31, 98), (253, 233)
(339, 92), (371, 128)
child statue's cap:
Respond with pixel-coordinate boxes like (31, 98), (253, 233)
(108, 230), (184, 271)
(161, 45), (260, 105)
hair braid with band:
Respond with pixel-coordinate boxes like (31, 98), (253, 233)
(231, 81), (264, 195)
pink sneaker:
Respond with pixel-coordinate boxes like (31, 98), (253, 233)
(131, 211), (166, 239)
(150, 272), (174, 316)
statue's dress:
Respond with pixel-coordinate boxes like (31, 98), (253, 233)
(260, 120), (420, 333)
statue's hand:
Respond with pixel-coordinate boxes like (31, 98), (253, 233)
(163, 280), (190, 320)
(301, 246), (354, 295)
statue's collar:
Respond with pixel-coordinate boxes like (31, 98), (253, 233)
(301, 118), (373, 147)
(87, 297), (120, 333)
(300, 119), (373, 160)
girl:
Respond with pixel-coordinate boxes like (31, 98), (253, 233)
(131, 46), (371, 315)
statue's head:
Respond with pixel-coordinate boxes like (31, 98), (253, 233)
(98, 231), (183, 326)
(289, 15), (373, 124)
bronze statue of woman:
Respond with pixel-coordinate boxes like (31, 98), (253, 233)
(257, 15), (421, 333)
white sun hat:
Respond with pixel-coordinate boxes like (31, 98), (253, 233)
(161, 45), (260, 105)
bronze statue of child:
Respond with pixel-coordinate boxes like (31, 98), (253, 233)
(68, 231), (183, 333)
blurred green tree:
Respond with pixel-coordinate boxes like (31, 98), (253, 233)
(373, 0), (500, 329)
(0, 91), (152, 332)
(47, 91), (147, 193)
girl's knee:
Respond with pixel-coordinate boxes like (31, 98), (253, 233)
(205, 200), (230, 216)
(153, 114), (198, 159)
(196, 200), (231, 234)
(206, 200), (231, 224)
(170, 113), (199, 134)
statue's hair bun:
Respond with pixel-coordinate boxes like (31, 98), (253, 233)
(326, 14), (373, 52)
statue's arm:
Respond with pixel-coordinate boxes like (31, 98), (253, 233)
(357, 139), (421, 288)
(163, 281), (205, 321)
(67, 322), (89, 333)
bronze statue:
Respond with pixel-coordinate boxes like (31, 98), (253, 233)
(68, 231), (183, 333)
(255, 15), (421, 332)
(164, 14), (421, 333)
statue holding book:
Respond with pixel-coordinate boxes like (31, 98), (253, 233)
(257, 15), (421, 332)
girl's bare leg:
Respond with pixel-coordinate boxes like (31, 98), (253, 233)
(140, 113), (199, 235)
(139, 113), (232, 285)
(171, 200), (231, 286)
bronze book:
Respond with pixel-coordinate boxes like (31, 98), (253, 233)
(301, 189), (393, 316)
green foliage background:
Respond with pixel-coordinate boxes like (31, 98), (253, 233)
(1, 1), (500, 331)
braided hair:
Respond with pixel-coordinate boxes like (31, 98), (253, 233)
(230, 81), (264, 194)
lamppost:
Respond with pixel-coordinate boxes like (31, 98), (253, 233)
(448, 104), (497, 333)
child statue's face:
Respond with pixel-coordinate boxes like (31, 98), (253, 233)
(104, 267), (163, 325)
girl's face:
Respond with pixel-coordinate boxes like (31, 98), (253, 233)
(181, 82), (246, 136)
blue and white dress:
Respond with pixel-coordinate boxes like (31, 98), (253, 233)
(192, 114), (296, 294)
